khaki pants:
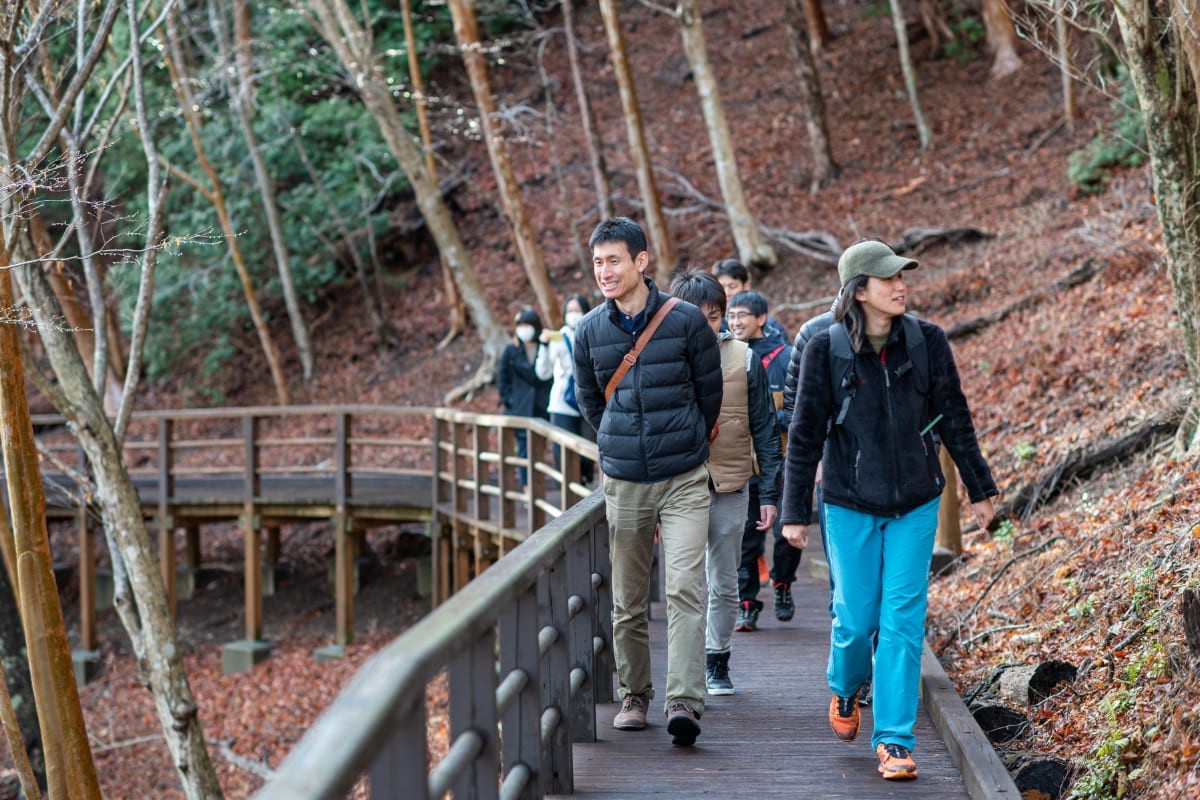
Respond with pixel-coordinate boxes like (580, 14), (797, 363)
(603, 463), (710, 715)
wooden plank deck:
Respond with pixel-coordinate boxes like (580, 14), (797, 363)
(555, 568), (970, 800)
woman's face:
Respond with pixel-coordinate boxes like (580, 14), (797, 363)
(565, 299), (584, 315)
(855, 273), (907, 319)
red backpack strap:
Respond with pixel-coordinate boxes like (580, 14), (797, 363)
(761, 343), (786, 369)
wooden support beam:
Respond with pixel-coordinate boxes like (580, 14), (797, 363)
(78, 509), (96, 651)
(334, 510), (353, 646)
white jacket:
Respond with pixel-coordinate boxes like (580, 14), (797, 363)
(534, 326), (581, 417)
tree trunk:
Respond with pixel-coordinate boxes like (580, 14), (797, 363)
(1115, 1), (1200, 454)
(982, 0), (1022, 78)
(800, 0), (830, 54)
(402, 0), (466, 348)
(231, 0), (316, 382)
(889, 0), (931, 148)
(562, 0), (614, 220)
(0, 258), (101, 800)
(163, 11), (291, 405)
(597, 0), (678, 284)
(12, 259), (225, 800)
(675, 0), (776, 270)
(446, 0), (560, 328)
(0, 516), (44, 796)
(1054, 0), (1077, 130)
(307, 0), (509, 399)
(781, 0), (840, 191)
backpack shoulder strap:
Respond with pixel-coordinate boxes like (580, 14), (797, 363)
(900, 314), (928, 396)
(827, 322), (856, 425)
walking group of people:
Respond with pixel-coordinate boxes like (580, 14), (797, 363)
(499, 215), (998, 782)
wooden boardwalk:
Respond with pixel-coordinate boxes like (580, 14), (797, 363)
(554, 568), (971, 800)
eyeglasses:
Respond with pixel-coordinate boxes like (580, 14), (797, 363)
(726, 310), (758, 321)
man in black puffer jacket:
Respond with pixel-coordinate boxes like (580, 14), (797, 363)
(573, 217), (722, 747)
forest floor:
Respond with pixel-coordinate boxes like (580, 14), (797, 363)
(19, 1), (1200, 798)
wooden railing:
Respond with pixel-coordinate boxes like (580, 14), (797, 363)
(253, 492), (613, 800)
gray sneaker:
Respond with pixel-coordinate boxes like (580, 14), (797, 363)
(705, 652), (734, 696)
(665, 700), (701, 746)
(613, 693), (648, 730)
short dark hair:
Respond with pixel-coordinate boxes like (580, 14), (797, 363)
(728, 289), (768, 317)
(589, 216), (647, 258)
(712, 258), (749, 284)
(670, 269), (726, 315)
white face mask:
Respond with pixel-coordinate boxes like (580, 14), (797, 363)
(564, 310), (583, 329)
(515, 324), (536, 342)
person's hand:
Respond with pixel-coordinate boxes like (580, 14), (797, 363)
(756, 504), (778, 531)
(972, 497), (996, 531)
(782, 523), (808, 549)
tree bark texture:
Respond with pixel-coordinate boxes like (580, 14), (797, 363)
(889, 0), (931, 148)
(781, 0), (840, 191)
(982, 0), (1023, 78)
(675, 0), (776, 270)
(447, 0), (560, 328)
(307, 0), (510, 397)
(0, 259), (101, 800)
(0, 525), (44, 797)
(230, 0), (316, 382)
(1115, 0), (1200, 453)
(1054, 0), (1078, 130)
(562, 0), (614, 220)
(12, 260), (225, 800)
(597, 0), (678, 284)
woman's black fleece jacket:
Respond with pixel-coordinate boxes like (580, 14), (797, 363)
(780, 316), (998, 525)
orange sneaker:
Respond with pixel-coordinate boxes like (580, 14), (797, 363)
(828, 693), (860, 742)
(876, 743), (918, 780)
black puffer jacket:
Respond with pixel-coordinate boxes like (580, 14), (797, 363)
(782, 310), (832, 426)
(780, 316), (997, 524)
(573, 279), (723, 482)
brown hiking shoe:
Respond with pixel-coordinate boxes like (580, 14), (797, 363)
(877, 743), (918, 780)
(828, 693), (860, 742)
(665, 700), (701, 746)
(613, 694), (648, 730)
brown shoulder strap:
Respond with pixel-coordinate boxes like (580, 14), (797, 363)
(604, 297), (681, 403)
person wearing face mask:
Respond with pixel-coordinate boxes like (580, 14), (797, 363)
(535, 293), (596, 484)
(497, 306), (552, 487)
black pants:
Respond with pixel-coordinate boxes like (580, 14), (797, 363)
(737, 478), (803, 608)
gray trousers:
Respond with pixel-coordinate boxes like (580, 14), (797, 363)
(705, 485), (749, 654)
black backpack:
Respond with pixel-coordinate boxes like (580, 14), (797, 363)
(828, 314), (929, 427)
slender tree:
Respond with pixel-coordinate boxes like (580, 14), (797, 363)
(1112, 0), (1200, 452)
(161, 10), (291, 405)
(598, 0), (678, 284)
(668, 0), (776, 269)
(890, 0), (931, 148)
(1, 1), (227, 795)
(561, 0), (614, 220)
(225, 0), (316, 381)
(446, 0), (560, 327)
(401, 0), (467, 349)
(799, 0), (831, 54)
(781, 0), (840, 191)
(306, 0), (510, 401)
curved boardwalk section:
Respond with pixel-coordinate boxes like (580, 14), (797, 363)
(555, 569), (969, 800)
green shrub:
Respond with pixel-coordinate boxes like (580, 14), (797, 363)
(1068, 70), (1147, 194)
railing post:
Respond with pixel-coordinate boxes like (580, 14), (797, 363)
(449, 629), (499, 800)
(430, 413), (443, 606)
(500, 589), (542, 799)
(527, 426), (546, 535)
(539, 567), (574, 794)
(592, 510), (615, 705)
(157, 417), (176, 618)
(243, 414), (262, 642)
(334, 412), (353, 646)
(567, 532), (596, 742)
(368, 693), (429, 800)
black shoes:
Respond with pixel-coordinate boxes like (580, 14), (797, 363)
(773, 582), (794, 621)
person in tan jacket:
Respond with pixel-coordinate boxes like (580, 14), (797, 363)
(669, 270), (782, 696)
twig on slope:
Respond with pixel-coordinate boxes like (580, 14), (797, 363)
(957, 535), (1064, 646)
(217, 739), (276, 780)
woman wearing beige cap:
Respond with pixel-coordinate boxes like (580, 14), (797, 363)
(779, 239), (998, 781)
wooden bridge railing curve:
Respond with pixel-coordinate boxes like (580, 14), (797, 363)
(253, 492), (613, 800)
(25, 404), (600, 651)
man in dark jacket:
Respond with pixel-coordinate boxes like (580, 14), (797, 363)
(727, 290), (802, 628)
(573, 217), (722, 747)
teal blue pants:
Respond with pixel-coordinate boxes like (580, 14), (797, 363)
(824, 496), (939, 751)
